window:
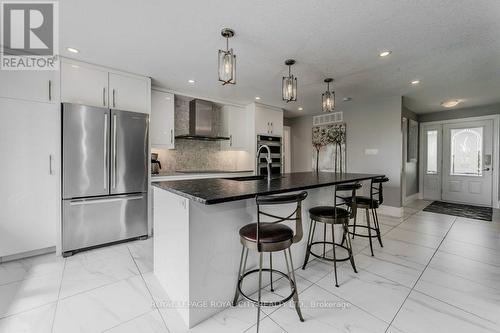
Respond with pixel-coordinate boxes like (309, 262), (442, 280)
(450, 127), (483, 176)
(426, 130), (438, 174)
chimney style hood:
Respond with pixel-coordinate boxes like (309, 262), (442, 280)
(175, 99), (230, 141)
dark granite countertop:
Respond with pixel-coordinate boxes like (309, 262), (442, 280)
(152, 172), (385, 205)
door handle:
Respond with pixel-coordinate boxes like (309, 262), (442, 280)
(112, 114), (117, 188)
(112, 89), (116, 108)
(48, 80), (52, 101)
(49, 154), (54, 175)
(104, 113), (108, 190)
(170, 129), (173, 144)
(69, 195), (144, 206)
(483, 167), (491, 171)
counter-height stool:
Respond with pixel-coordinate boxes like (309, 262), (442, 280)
(347, 176), (389, 256)
(302, 183), (361, 287)
(232, 191), (308, 332)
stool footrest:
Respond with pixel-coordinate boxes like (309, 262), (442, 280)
(237, 268), (296, 307)
(348, 224), (380, 238)
(308, 241), (352, 262)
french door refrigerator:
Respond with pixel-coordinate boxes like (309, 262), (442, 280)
(61, 103), (148, 256)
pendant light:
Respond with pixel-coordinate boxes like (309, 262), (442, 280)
(322, 78), (335, 112)
(282, 59), (297, 102)
(218, 28), (236, 85)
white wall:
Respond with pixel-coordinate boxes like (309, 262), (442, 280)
(289, 96), (403, 207)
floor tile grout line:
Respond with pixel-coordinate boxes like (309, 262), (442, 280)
(383, 215), (458, 333)
(50, 258), (67, 333)
(100, 308), (160, 333)
(409, 288), (500, 326)
(126, 243), (171, 333)
(437, 247), (500, 268)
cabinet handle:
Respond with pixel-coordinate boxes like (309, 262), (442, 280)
(271, 122), (273, 133)
(103, 87), (106, 106)
(112, 89), (116, 108)
(229, 134), (233, 147)
(49, 154), (54, 175)
(170, 129), (173, 144)
(48, 80), (52, 101)
(267, 122), (270, 134)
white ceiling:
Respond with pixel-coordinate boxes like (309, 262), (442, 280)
(60, 0), (500, 117)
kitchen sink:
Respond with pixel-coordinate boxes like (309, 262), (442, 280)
(225, 175), (283, 181)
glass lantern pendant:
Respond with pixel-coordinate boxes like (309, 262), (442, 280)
(282, 59), (297, 102)
(218, 28), (236, 85)
(322, 78), (335, 112)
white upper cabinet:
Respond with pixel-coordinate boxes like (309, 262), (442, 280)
(151, 90), (175, 149)
(255, 103), (283, 136)
(0, 70), (58, 103)
(61, 59), (151, 113)
(109, 73), (150, 113)
(221, 105), (249, 151)
(61, 62), (109, 107)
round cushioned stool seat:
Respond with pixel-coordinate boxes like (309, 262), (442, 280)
(309, 206), (350, 224)
(239, 223), (294, 243)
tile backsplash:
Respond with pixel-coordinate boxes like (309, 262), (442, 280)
(152, 95), (252, 172)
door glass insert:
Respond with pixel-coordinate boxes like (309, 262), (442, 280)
(426, 130), (438, 174)
(450, 127), (483, 176)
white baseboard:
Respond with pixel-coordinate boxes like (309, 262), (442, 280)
(378, 205), (403, 217)
(0, 246), (56, 263)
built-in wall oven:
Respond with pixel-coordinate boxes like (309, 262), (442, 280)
(257, 135), (282, 175)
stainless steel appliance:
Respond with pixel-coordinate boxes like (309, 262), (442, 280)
(61, 103), (148, 257)
(174, 99), (229, 141)
(151, 153), (161, 175)
(257, 135), (282, 175)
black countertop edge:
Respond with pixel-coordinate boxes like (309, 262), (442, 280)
(152, 172), (385, 205)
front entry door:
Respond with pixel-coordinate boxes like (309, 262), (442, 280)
(442, 120), (493, 206)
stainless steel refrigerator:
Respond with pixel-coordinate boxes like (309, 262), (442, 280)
(61, 103), (148, 256)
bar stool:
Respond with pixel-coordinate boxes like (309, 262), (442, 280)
(302, 183), (361, 287)
(347, 176), (389, 256)
(232, 191), (308, 332)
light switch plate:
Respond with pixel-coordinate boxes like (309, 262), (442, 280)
(365, 149), (379, 155)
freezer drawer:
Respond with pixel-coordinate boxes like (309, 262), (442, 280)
(62, 194), (147, 253)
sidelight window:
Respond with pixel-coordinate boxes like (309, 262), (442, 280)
(426, 130), (438, 174)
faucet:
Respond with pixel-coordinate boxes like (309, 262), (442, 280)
(256, 144), (272, 181)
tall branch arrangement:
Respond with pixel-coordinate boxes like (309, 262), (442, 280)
(312, 124), (346, 172)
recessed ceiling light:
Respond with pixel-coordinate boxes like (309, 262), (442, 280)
(298, 107), (303, 111)
(255, 96), (261, 100)
(411, 80), (420, 85)
(188, 79), (195, 84)
(441, 99), (461, 108)
(342, 97), (352, 102)
(379, 50), (392, 57)
(66, 47), (79, 54)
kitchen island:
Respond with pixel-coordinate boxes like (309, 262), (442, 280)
(152, 172), (384, 328)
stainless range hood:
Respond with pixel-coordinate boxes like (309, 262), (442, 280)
(175, 99), (230, 141)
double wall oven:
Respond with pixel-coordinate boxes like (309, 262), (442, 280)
(257, 135), (282, 175)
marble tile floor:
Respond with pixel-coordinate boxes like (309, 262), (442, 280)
(1, 200), (500, 332)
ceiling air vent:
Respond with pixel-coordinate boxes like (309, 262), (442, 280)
(312, 111), (343, 126)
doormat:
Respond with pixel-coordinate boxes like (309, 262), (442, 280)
(423, 201), (492, 221)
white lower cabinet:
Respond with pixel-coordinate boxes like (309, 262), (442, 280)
(0, 98), (59, 257)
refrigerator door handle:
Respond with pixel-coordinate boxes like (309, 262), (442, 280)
(69, 194), (144, 206)
(112, 113), (117, 189)
(103, 113), (108, 190)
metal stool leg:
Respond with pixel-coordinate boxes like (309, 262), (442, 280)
(302, 219), (316, 270)
(269, 252), (274, 292)
(352, 207), (358, 239)
(285, 248), (304, 322)
(322, 222), (327, 258)
(373, 208), (384, 247)
(366, 208), (374, 256)
(256, 252), (263, 333)
(343, 221), (358, 273)
(232, 246), (248, 306)
(331, 223), (339, 287)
